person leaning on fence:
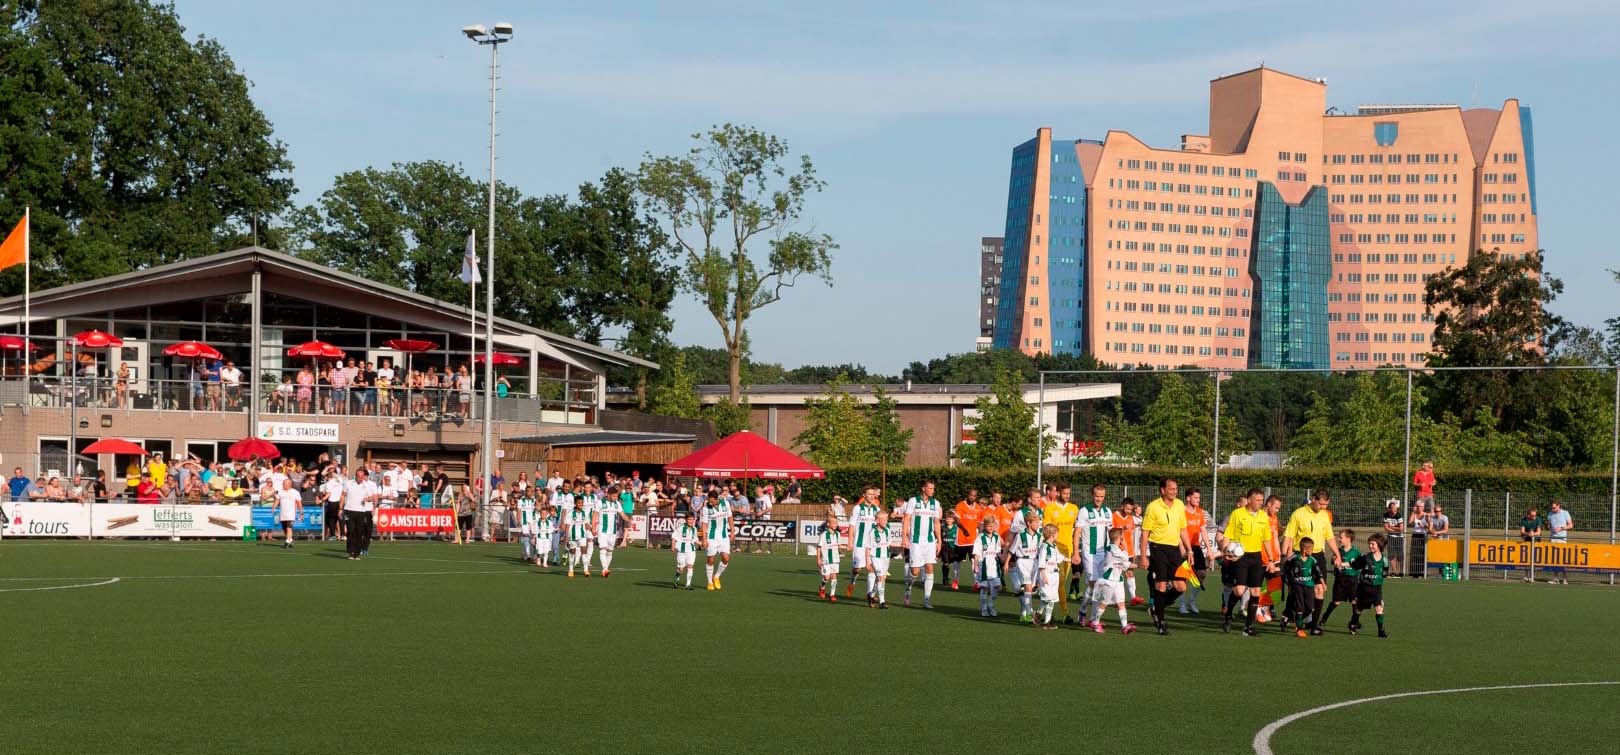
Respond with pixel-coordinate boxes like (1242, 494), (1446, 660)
(1516, 505), (1545, 583)
(1407, 501), (1429, 578)
(1428, 504), (1451, 540)
(1545, 501), (1573, 585)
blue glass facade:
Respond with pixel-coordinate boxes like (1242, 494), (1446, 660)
(992, 138), (1037, 350)
(1519, 105), (1538, 215)
(1045, 143), (1086, 355)
(1249, 182), (1330, 369)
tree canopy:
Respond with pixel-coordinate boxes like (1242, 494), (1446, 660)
(0, 0), (293, 294)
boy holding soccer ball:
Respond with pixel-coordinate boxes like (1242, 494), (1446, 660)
(1008, 511), (1044, 623)
(671, 512), (700, 590)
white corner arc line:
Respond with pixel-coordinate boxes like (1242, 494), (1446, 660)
(1254, 681), (1620, 754)
(0, 577), (122, 593)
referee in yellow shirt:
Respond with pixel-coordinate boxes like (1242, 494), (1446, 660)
(1218, 488), (1275, 636)
(1042, 483), (1080, 623)
(1138, 477), (1192, 635)
(1282, 489), (1338, 631)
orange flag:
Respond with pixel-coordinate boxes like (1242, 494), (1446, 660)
(0, 215), (24, 270)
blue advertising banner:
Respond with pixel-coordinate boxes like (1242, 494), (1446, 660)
(251, 505), (323, 531)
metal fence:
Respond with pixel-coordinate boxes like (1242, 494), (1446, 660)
(1034, 364), (1620, 584)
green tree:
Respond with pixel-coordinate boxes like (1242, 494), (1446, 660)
(954, 370), (1053, 469)
(864, 387), (914, 466)
(293, 164), (676, 365)
(792, 375), (872, 465)
(638, 124), (837, 402)
(647, 350), (701, 419)
(0, 0), (293, 295)
(704, 398), (752, 438)
(1424, 250), (1563, 428)
(1120, 373), (1247, 467)
(1284, 392), (1342, 466)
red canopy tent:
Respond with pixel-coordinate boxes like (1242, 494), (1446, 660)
(663, 431), (824, 479)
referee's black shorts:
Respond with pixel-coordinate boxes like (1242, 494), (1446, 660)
(1147, 543), (1182, 583)
(1231, 552), (1265, 588)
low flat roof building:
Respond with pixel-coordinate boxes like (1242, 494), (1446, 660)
(695, 382), (1121, 467)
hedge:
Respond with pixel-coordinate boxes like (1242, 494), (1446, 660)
(800, 465), (1616, 504)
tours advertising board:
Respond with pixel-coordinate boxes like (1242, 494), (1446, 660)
(2, 501), (93, 537)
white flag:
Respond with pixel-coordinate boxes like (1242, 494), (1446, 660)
(459, 230), (481, 284)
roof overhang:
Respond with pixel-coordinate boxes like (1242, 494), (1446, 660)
(0, 246), (654, 372)
(697, 383), (1122, 406)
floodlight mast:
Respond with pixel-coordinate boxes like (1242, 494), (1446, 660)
(462, 22), (513, 529)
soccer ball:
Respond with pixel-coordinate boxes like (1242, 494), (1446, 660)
(1224, 542), (1245, 559)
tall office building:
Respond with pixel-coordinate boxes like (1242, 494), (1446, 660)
(993, 67), (1538, 369)
(977, 236), (1003, 351)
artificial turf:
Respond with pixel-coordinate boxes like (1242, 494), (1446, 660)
(3, 539), (1618, 754)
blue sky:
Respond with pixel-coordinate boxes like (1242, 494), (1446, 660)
(174, 0), (1618, 373)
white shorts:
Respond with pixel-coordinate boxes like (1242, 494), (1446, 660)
(907, 543), (938, 569)
(570, 537), (589, 552)
(675, 552), (695, 569)
(1093, 580), (1126, 605)
(535, 536), (553, 556)
(851, 547), (870, 570)
(1013, 559), (1036, 590)
(597, 534), (616, 550)
(872, 557), (891, 578)
(1086, 552), (1109, 580)
(706, 538), (731, 557)
(1038, 570), (1061, 603)
(820, 560), (840, 578)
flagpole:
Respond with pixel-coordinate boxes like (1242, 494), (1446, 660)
(23, 206), (30, 402)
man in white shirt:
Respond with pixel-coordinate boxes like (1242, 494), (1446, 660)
(342, 468), (380, 560)
(274, 478), (303, 549)
(321, 472), (346, 541)
(219, 360), (243, 410)
(547, 472), (564, 492)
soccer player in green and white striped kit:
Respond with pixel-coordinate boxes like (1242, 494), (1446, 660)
(671, 511), (700, 589)
(845, 486), (883, 597)
(897, 481), (943, 609)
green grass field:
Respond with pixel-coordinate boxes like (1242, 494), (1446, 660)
(3, 539), (1618, 754)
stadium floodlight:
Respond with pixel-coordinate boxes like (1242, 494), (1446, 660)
(462, 24), (487, 39)
(493, 22), (514, 37)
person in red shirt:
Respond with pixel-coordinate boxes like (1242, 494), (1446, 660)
(135, 473), (160, 504)
(1413, 461), (1436, 508)
(951, 489), (987, 590)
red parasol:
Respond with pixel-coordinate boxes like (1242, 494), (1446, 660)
(83, 438), (149, 456)
(0, 335), (40, 351)
(384, 338), (438, 353)
(663, 430), (825, 479)
(73, 330), (124, 349)
(228, 437), (281, 461)
(162, 341), (223, 360)
(473, 352), (524, 366)
(286, 341), (345, 359)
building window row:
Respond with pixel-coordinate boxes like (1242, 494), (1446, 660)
(1117, 159), (1259, 179)
(1330, 153), (1459, 165)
